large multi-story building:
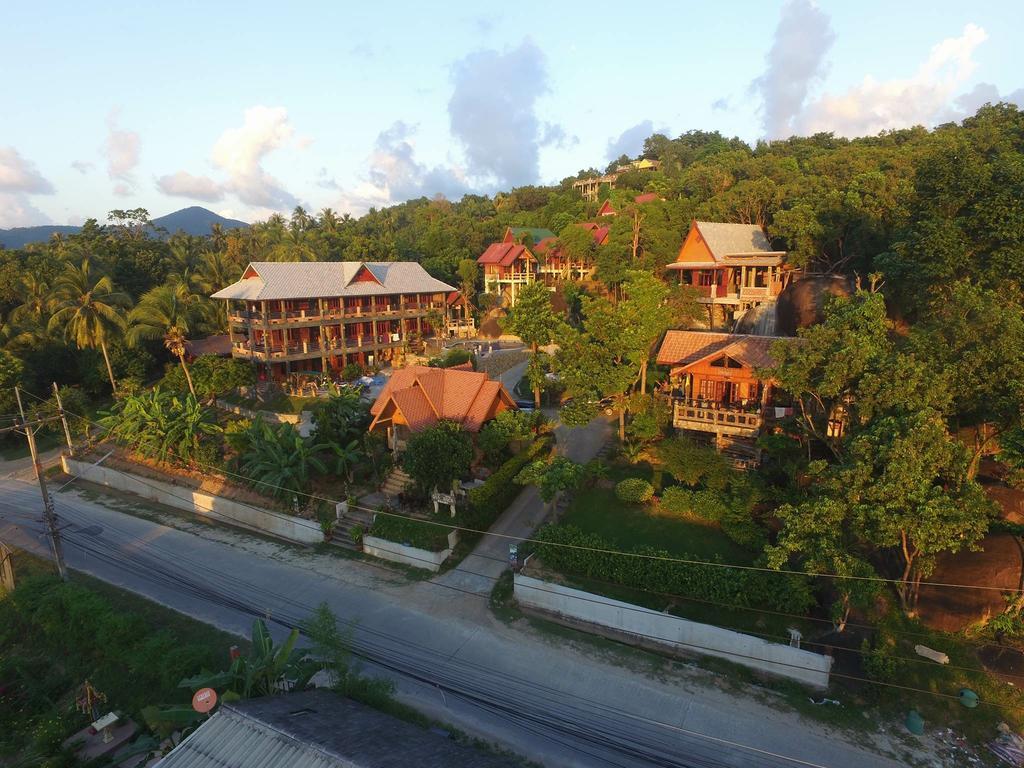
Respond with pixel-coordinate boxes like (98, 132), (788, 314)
(571, 158), (662, 201)
(211, 261), (457, 380)
(666, 220), (794, 330)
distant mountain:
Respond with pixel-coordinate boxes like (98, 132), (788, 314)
(152, 206), (249, 236)
(0, 206), (249, 249)
(0, 225), (81, 249)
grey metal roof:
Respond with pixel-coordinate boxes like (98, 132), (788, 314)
(211, 261), (456, 301)
(156, 689), (522, 768)
(694, 221), (785, 261)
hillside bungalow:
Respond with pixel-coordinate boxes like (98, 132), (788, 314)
(211, 261), (456, 380)
(368, 365), (517, 452)
(534, 222), (607, 284)
(657, 330), (794, 469)
(667, 220), (794, 330)
(475, 227), (554, 307)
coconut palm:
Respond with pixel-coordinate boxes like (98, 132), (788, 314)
(48, 258), (130, 395)
(128, 281), (202, 396)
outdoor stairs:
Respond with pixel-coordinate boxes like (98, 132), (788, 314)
(332, 502), (375, 552)
(380, 467), (414, 497)
(717, 434), (761, 471)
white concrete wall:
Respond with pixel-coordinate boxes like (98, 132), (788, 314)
(362, 534), (456, 572)
(514, 574), (831, 689)
(63, 457), (322, 545)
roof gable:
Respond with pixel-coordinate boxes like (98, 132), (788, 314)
(369, 366), (516, 433)
(210, 261), (456, 301)
(597, 200), (617, 217)
(657, 330), (789, 371)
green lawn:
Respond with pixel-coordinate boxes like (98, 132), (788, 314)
(0, 429), (65, 461)
(562, 485), (753, 564)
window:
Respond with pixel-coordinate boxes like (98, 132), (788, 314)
(709, 356), (743, 369)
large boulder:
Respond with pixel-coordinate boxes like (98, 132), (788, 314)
(775, 275), (853, 336)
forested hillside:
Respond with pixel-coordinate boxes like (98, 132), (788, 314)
(1, 103), (1021, 406)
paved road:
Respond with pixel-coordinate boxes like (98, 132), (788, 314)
(0, 470), (917, 767)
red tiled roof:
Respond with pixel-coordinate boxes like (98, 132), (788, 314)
(369, 366), (516, 433)
(597, 200), (617, 216)
(634, 192), (659, 204)
(533, 236), (558, 257)
(656, 331), (790, 370)
(477, 242), (531, 266)
(591, 225), (610, 245)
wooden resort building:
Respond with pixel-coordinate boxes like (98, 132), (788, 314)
(667, 221), (794, 330)
(656, 330), (793, 469)
(476, 227), (553, 307)
(211, 261), (456, 381)
(368, 365), (517, 452)
(571, 158), (663, 201)
(534, 223), (607, 285)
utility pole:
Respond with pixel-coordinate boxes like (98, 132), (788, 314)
(14, 386), (67, 581)
(53, 382), (74, 456)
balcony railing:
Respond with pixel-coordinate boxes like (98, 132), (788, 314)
(738, 285), (771, 300)
(232, 334), (405, 359)
(671, 398), (764, 433)
(228, 302), (445, 325)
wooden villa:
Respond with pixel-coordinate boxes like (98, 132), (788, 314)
(667, 220), (795, 330)
(656, 330), (793, 469)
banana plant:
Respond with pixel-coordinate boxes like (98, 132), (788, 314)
(178, 618), (317, 701)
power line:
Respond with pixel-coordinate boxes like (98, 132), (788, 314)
(26, 381), (1017, 596)
(36, 495), (1021, 709)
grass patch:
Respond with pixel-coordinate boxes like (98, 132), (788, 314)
(489, 570), (522, 623)
(1, 551), (246, 765)
(562, 485), (753, 564)
(0, 430), (64, 461)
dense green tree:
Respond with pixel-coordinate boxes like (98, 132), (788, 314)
(401, 420), (473, 494)
(504, 281), (561, 408)
(48, 258), (131, 396)
(128, 281), (205, 396)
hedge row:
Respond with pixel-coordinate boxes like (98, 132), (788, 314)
(462, 436), (553, 530)
(368, 513), (452, 552)
(531, 524), (814, 614)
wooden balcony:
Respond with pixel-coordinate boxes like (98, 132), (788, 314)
(672, 398), (764, 436)
(228, 302), (445, 327)
(232, 334), (405, 362)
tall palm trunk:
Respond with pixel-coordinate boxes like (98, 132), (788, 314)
(177, 352), (196, 396)
(532, 341), (541, 409)
(101, 340), (118, 397)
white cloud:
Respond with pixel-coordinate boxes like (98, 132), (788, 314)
(0, 194), (52, 227)
(0, 147), (55, 194)
(156, 170), (225, 202)
(606, 120), (669, 161)
(952, 82), (1024, 116)
(102, 108), (141, 192)
(210, 105), (297, 209)
(0, 147), (55, 227)
(798, 24), (988, 136)
(448, 39), (563, 188)
(71, 160), (94, 174)
(753, 0), (835, 138)
(328, 122), (469, 217)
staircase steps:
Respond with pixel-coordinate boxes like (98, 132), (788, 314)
(381, 467), (414, 496)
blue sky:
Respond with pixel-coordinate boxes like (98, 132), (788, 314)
(1, 0), (1021, 227)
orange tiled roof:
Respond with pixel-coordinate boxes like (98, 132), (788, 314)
(369, 366), (515, 433)
(656, 331), (790, 371)
(477, 242), (532, 266)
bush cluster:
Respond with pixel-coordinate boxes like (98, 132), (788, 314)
(615, 478), (654, 504)
(368, 513), (451, 552)
(531, 524), (813, 614)
(462, 436), (552, 530)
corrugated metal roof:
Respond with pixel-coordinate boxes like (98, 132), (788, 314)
(157, 690), (522, 768)
(657, 330), (790, 370)
(210, 261), (456, 301)
(693, 221), (784, 261)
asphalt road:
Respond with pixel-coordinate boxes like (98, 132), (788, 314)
(0, 469), (915, 768)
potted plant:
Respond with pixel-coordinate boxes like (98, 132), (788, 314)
(317, 507), (336, 542)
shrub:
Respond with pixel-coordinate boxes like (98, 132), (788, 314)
(531, 524), (814, 614)
(615, 478), (654, 504)
(659, 486), (693, 518)
(402, 421), (473, 494)
(656, 438), (734, 491)
(463, 437), (552, 530)
(429, 348), (474, 369)
(368, 513), (451, 552)
(341, 362), (364, 382)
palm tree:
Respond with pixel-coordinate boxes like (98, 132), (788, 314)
(128, 281), (202, 396)
(48, 259), (130, 395)
(195, 250), (238, 330)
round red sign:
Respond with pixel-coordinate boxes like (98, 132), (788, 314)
(192, 687), (217, 714)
